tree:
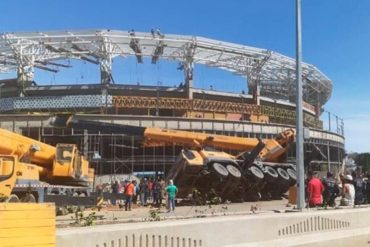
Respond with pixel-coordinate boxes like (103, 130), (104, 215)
(352, 153), (370, 172)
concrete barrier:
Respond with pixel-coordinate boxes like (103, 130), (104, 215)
(1, 203), (55, 247)
(57, 207), (370, 247)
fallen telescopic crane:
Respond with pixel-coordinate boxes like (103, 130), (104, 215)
(52, 116), (297, 202)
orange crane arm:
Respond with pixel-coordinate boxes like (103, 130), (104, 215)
(143, 128), (260, 150)
(0, 128), (56, 167)
(53, 116), (295, 162)
(144, 127), (295, 161)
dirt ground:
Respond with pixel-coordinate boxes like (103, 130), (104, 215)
(56, 199), (294, 227)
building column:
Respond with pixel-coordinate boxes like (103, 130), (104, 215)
(184, 61), (194, 99)
(16, 47), (35, 96)
(17, 64), (34, 96)
(99, 38), (113, 86)
(252, 79), (260, 106)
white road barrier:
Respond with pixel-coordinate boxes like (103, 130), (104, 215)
(57, 207), (370, 247)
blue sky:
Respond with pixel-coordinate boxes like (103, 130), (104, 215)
(1, 0), (370, 152)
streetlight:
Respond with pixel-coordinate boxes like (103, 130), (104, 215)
(295, 0), (305, 210)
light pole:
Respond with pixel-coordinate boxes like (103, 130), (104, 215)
(295, 0), (305, 210)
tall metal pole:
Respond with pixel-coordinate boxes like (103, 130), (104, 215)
(295, 0), (305, 210)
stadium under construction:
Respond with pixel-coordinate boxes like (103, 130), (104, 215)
(0, 29), (344, 176)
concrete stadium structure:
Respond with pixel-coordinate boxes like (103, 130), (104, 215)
(0, 30), (344, 176)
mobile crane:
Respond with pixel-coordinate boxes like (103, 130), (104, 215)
(0, 128), (94, 204)
(52, 116), (297, 202)
(142, 125), (296, 201)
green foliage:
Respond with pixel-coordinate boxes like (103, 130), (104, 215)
(72, 210), (97, 226)
(66, 205), (79, 214)
(192, 189), (206, 205)
(192, 188), (222, 205)
(209, 196), (221, 205)
(352, 152), (370, 171)
(148, 209), (161, 221)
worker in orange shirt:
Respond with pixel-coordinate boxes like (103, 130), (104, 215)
(124, 180), (135, 211)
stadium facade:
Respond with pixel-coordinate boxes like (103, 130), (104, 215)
(0, 30), (344, 175)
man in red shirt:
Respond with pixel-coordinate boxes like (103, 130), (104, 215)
(124, 180), (135, 211)
(307, 171), (324, 207)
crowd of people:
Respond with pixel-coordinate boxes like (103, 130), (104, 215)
(99, 169), (370, 212)
(98, 176), (178, 212)
(306, 169), (369, 208)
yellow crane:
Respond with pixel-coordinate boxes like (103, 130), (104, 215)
(54, 116), (296, 202)
(0, 128), (93, 203)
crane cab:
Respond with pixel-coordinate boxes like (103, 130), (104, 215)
(53, 144), (89, 185)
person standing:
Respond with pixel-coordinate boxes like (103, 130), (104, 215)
(307, 171), (324, 208)
(153, 178), (160, 207)
(353, 171), (366, 205)
(124, 180), (135, 211)
(117, 180), (124, 207)
(166, 179), (178, 212)
(153, 177), (164, 207)
(147, 177), (154, 203)
(322, 172), (339, 208)
(111, 180), (119, 206)
(160, 177), (166, 208)
(366, 172), (370, 203)
(341, 174), (355, 206)
(150, 28), (155, 37)
(139, 178), (148, 206)
(132, 180), (139, 205)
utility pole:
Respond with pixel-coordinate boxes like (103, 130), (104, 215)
(295, 0), (305, 210)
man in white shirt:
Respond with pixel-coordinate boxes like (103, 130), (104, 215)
(341, 174), (355, 206)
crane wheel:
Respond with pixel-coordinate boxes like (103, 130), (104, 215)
(20, 194), (36, 203)
(6, 194), (20, 202)
(246, 166), (264, 182)
(211, 162), (229, 178)
(276, 168), (290, 182)
(263, 166), (278, 183)
(276, 167), (290, 187)
(286, 168), (297, 186)
(286, 168), (297, 180)
(226, 164), (242, 179)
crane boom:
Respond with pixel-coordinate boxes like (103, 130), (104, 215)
(0, 128), (56, 167)
(143, 127), (295, 162)
(53, 116), (295, 162)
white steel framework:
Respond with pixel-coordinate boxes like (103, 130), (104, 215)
(0, 29), (332, 105)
